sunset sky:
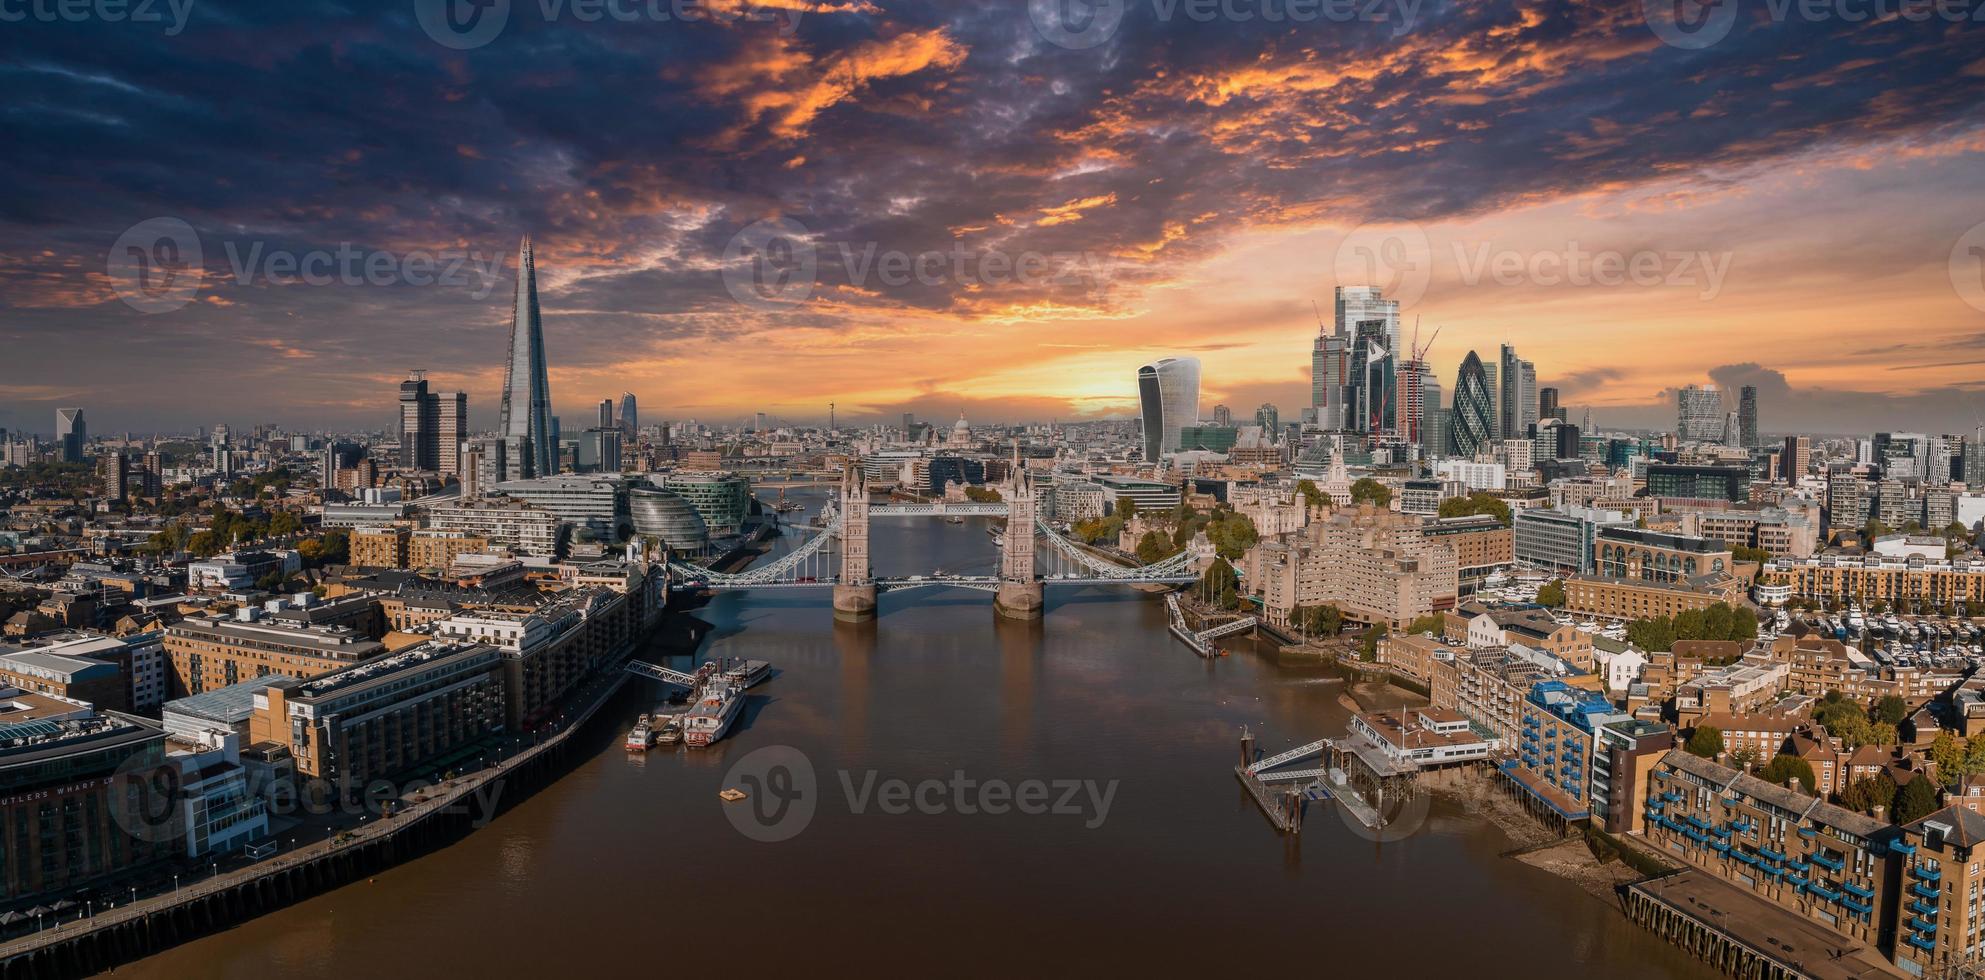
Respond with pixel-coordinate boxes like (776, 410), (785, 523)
(2, 0), (1982, 436)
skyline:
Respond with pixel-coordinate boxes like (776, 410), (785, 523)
(2, 1), (1983, 434)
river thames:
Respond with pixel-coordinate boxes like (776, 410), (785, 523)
(122, 500), (1710, 978)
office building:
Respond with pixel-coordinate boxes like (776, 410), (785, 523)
(1313, 330), (1352, 430)
(1254, 403), (1278, 433)
(1512, 506), (1636, 575)
(500, 236), (556, 478)
(655, 472), (752, 538)
(1211, 404), (1233, 426)
(1647, 463), (1750, 502)
(54, 407), (86, 463)
(628, 488), (711, 554)
(1738, 384), (1758, 449)
(1451, 352), (1497, 458)
(1335, 286), (1399, 368)
(1498, 345), (1537, 443)
(617, 392), (638, 441)
(1539, 387), (1563, 422)
(1676, 384), (1724, 442)
(495, 474), (629, 541)
(1136, 357), (1200, 461)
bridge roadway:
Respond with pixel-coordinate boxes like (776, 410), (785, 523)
(676, 573), (1196, 591)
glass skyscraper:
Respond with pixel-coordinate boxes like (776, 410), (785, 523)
(1451, 351), (1497, 459)
(501, 236), (556, 478)
(1137, 357), (1201, 462)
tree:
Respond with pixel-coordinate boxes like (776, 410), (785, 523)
(1359, 623), (1389, 663)
(1295, 479), (1327, 513)
(1301, 604), (1343, 638)
(1840, 773), (1897, 813)
(1536, 580), (1566, 608)
(1931, 730), (1968, 785)
(1760, 754), (1817, 794)
(1436, 492), (1511, 525)
(1732, 545), (1772, 565)
(1685, 725), (1724, 759)
(1406, 614), (1445, 637)
(1348, 478), (1391, 508)
(1136, 530), (1172, 564)
(1115, 498), (1139, 523)
(1893, 776), (1940, 824)
(1872, 695), (1909, 727)
(963, 486), (1003, 503)
(186, 530), (225, 557)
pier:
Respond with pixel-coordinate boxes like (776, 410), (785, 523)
(1167, 593), (1257, 657)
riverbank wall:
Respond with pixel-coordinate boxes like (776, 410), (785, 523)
(0, 608), (700, 980)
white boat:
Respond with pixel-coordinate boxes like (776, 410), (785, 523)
(626, 713), (653, 751)
(726, 659), (772, 688)
(655, 716), (683, 745)
(683, 678), (745, 747)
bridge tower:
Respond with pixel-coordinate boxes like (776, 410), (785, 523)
(994, 443), (1044, 620)
(833, 463), (877, 622)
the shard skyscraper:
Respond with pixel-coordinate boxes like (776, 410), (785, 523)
(500, 236), (555, 478)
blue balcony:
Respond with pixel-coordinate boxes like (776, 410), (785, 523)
(1711, 826), (1731, 838)
(1914, 864), (1942, 883)
(1842, 880), (1874, 899)
(1797, 826), (1818, 838)
(1645, 799), (1665, 811)
(1758, 846), (1785, 862)
(1912, 881), (1941, 901)
(1810, 852), (1844, 872)
(1808, 885), (1842, 903)
(1843, 897), (1873, 916)
(1734, 851), (1759, 866)
(1786, 858), (1808, 872)
(1910, 916), (1938, 934)
(1662, 791), (1683, 804)
(1687, 815), (1711, 830)
(1730, 818), (1754, 833)
(1909, 900), (1938, 918)
(1762, 864), (1784, 877)
(1784, 873), (1806, 886)
(1892, 839), (1917, 855)
(1710, 840), (1731, 854)
(1907, 933), (1936, 953)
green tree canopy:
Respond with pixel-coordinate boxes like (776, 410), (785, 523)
(1759, 754), (1817, 794)
(1348, 478), (1391, 508)
(1691, 722), (1722, 761)
(1435, 492), (1511, 524)
(1536, 580), (1566, 608)
(1684, 725), (1724, 758)
(1894, 776), (1940, 824)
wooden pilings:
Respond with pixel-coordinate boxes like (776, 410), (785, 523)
(1624, 881), (1806, 980)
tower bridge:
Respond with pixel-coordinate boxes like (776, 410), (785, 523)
(668, 451), (1203, 621)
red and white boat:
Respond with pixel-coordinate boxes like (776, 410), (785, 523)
(683, 676), (744, 747)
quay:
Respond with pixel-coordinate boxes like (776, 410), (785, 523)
(0, 626), (666, 980)
(1623, 870), (1902, 980)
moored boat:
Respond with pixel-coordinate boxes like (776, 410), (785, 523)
(726, 659), (772, 688)
(625, 713), (653, 751)
(683, 678), (744, 747)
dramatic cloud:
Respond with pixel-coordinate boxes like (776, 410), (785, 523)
(0, 0), (1981, 433)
